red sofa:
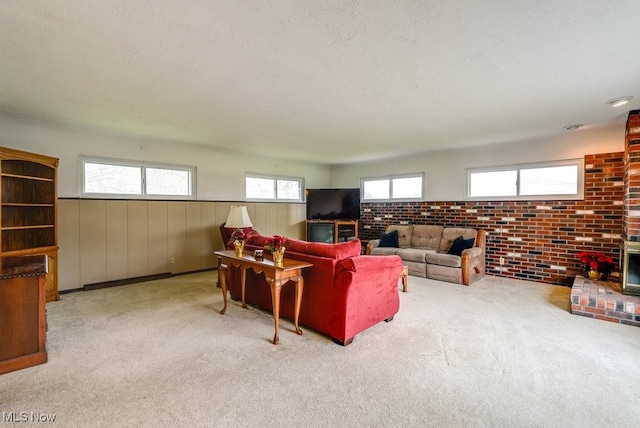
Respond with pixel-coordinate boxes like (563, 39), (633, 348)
(219, 226), (404, 345)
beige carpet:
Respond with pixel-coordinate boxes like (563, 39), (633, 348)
(1, 272), (639, 428)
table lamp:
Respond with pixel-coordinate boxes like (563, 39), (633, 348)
(225, 206), (253, 256)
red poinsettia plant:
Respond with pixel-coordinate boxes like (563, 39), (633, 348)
(577, 251), (615, 276)
(266, 235), (287, 252)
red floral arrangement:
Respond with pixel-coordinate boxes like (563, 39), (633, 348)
(231, 229), (246, 242)
(266, 235), (287, 252)
(577, 251), (615, 277)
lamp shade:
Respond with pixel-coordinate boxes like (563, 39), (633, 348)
(225, 206), (253, 229)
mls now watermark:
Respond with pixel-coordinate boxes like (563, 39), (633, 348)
(2, 411), (57, 423)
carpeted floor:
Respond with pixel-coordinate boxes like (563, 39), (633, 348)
(1, 271), (639, 427)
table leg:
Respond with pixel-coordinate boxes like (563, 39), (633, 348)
(240, 266), (247, 309)
(401, 266), (408, 292)
(216, 255), (222, 288)
(294, 275), (303, 336)
(268, 278), (282, 345)
(218, 262), (228, 315)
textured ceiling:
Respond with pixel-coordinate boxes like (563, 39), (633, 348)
(0, 1), (638, 164)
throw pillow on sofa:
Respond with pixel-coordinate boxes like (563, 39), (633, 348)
(379, 230), (399, 248)
(447, 236), (475, 256)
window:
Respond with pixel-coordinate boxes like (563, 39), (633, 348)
(245, 173), (304, 202)
(361, 173), (424, 201)
(81, 157), (195, 199)
(466, 159), (583, 200)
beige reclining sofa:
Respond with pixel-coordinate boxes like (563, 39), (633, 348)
(366, 225), (486, 285)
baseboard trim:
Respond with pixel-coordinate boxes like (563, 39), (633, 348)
(83, 273), (174, 291)
(59, 288), (83, 294)
(58, 269), (217, 294)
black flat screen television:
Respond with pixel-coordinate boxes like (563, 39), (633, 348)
(306, 188), (360, 220)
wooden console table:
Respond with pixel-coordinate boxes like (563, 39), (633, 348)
(214, 250), (312, 345)
(0, 255), (48, 375)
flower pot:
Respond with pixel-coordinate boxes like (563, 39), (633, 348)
(588, 269), (602, 280)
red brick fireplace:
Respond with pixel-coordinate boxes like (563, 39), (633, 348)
(571, 110), (640, 326)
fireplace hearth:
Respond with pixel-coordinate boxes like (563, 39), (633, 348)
(571, 275), (640, 327)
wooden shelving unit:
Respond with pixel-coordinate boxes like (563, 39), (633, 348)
(0, 147), (58, 302)
(306, 220), (358, 243)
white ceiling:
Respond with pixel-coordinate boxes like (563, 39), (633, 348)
(1, 1), (638, 165)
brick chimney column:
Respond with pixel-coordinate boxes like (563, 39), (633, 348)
(624, 110), (640, 241)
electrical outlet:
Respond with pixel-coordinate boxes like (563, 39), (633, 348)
(499, 256), (505, 266)
(170, 256), (175, 264)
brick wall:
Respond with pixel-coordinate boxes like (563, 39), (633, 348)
(360, 152), (624, 286)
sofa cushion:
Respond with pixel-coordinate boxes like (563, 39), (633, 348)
(426, 252), (462, 268)
(379, 230), (399, 248)
(447, 236), (475, 256)
(396, 248), (435, 263)
(386, 225), (413, 248)
(248, 234), (360, 260)
(283, 238), (310, 253)
(411, 225), (444, 250)
(306, 239), (361, 260)
(440, 228), (477, 252)
(370, 247), (399, 256)
(247, 234), (272, 248)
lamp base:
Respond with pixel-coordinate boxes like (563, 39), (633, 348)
(234, 241), (244, 257)
(272, 248), (285, 267)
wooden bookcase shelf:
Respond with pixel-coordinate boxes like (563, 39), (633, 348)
(0, 147), (59, 302)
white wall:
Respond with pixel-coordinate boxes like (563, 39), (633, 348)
(0, 115), (331, 199)
(0, 114), (326, 290)
(330, 124), (625, 200)
(3, 114), (624, 201)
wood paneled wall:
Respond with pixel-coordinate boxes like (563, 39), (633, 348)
(57, 199), (306, 291)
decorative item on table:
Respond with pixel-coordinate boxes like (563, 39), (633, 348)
(577, 251), (615, 280)
(225, 206), (253, 257)
(254, 249), (264, 261)
(231, 229), (246, 256)
(266, 235), (287, 267)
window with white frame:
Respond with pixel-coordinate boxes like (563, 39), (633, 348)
(81, 157), (195, 199)
(361, 173), (424, 201)
(466, 159), (583, 200)
(245, 173), (304, 202)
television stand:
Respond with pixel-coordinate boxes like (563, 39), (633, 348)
(306, 220), (358, 244)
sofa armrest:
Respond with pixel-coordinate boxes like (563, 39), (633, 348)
(366, 239), (380, 255)
(461, 245), (485, 285)
(333, 255), (404, 342)
(462, 247), (482, 258)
